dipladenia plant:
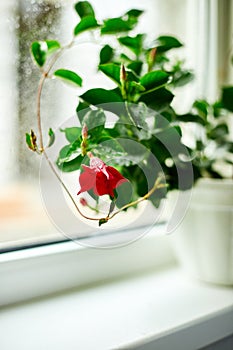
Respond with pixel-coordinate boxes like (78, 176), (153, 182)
(27, 1), (195, 226)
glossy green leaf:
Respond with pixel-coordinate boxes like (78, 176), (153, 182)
(31, 40), (60, 67)
(172, 71), (194, 88)
(80, 88), (123, 106)
(45, 40), (60, 53)
(93, 139), (126, 163)
(127, 61), (143, 75)
(139, 88), (174, 112)
(82, 109), (106, 131)
(74, 16), (99, 36)
(74, 1), (95, 18)
(57, 154), (83, 172)
(48, 128), (55, 147)
(54, 69), (82, 87)
(193, 100), (209, 120)
(221, 86), (233, 112)
(175, 113), (206, 126)
(31, 41), (47, 67)
(99, 63), (139, 85)
(99, 45), (114, 65)
(155, 35), (183, 53)
(101, 18), (132, 34)
(126, 102), (149, 129)
(140, 71), (170, 91)
(60, 127), (82, 143)
(99, 63), (121, 84)
(125, 9), (143, 18)
(118, 34), (144, 56)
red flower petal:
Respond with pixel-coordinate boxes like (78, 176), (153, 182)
(106, 166), (128, 189)
(77, 158), (128, 198)
(95, 171), (115, 197)
(77, 167), (96, 195)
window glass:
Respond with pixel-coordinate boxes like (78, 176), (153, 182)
(0, 0), (231, 251)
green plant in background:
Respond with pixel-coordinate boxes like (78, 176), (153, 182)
(174, 80), (233, 179)
(26, 1), (195, 226)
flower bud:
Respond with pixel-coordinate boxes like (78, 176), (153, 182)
(120, 64), (127, 84)
(82, 124), (88, 140)
(80, 197), (88, 206)
(148, 47), (157, 71)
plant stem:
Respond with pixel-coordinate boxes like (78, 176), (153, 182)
(43, 150), (100, 221)
(125, 101), (137, 127)
(108, 177), (167, 220)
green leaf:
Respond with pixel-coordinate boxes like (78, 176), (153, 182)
(117, 138), (149, 166)
(99, 45), (114, 65)
(125, 9), (143, 18)
(118, 34), (144, 56)
(126, 102), (150, 129)
(45, 40), (60, 53)
(208, 123), (229, 140)
(127, 61), (143, 75)
(115, 181), (133, 208)
(25, 130), (37, 151)
(175, 113), (206, 126)
(74, 16), (99, 36)
(93, 138), (126, 163)
(31, 41), (47, 67)
(153, 126), (183, 157)
(48, 128), (55, 147)
(140, 71), (170, 91)
(155, 35), (183, 53)
(99, 63), (139, 85)
(212, 101), (223, 118)
(80, 88), (123, 106)
(99, 218), (108, 226)
(60, 127), (82, 143)
(101, 18), (132, 35)
(54, 69), (82, 87)
(31, 40), (60, 67)
(74, 1), (95, 18)
(82, 109), (106, 131)
(172, 71), (194, 88)
(193, 100), (209, 120)
(139, 87), (174, 112)
(57, 154), (83, 172)
(99, 63), (121, 84)
(221, 86), (233, 112)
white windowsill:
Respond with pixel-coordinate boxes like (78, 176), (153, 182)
(1, 266), (233, 350)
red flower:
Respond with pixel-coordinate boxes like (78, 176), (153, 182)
(77, 157), (127, 197)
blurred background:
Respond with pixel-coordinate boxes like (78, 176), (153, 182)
(0, 0), (232, 251)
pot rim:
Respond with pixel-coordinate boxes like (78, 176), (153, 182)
(195, 178), (233, 188)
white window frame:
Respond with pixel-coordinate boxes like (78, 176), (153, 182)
(0, 225), (176, 306)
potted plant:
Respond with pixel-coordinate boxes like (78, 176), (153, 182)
(26, 1), (195, 243)
(171, 80), (233, 285)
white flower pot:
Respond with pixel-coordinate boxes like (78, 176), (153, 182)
(171, 178), (233, 285)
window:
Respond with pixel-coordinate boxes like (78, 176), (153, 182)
(0, 0), (232, 252)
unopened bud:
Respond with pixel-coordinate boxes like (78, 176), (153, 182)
(120, 64), (127, 83)
(26, 129), (38, 152)
(82, 124), (88, 140)
(80, 197), (88, 206)
(148, 47), (157, 71)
